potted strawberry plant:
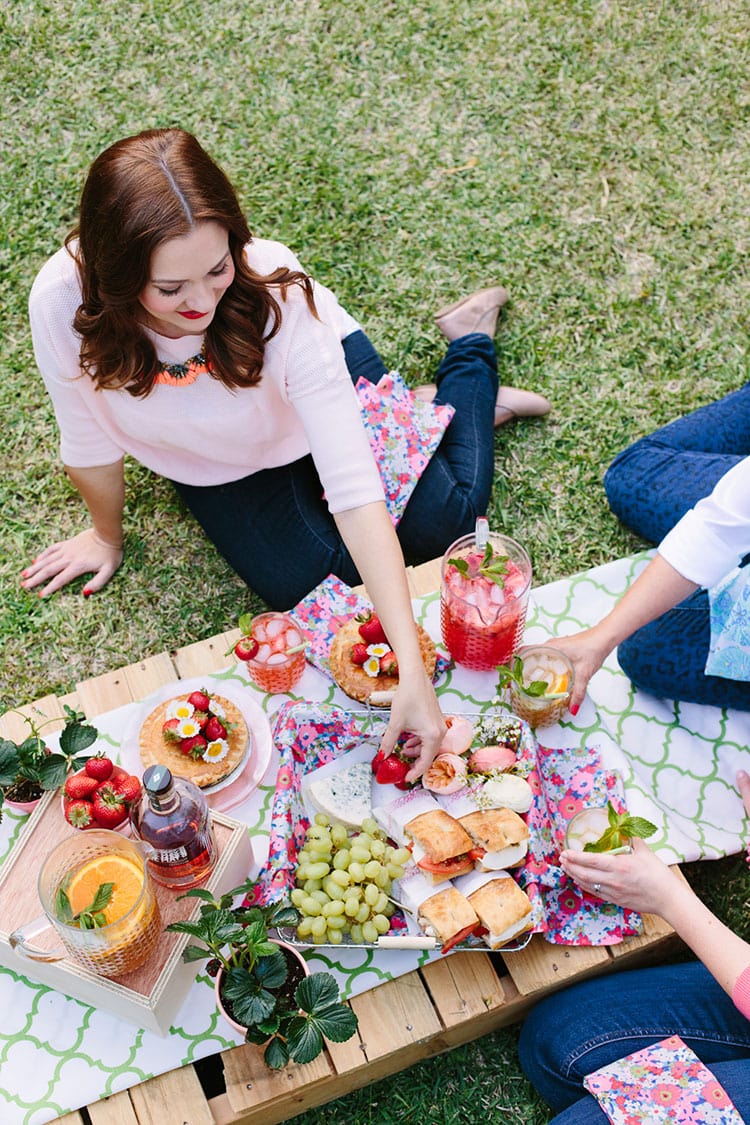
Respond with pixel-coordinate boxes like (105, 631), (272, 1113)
(167, 880), (358, 1069)
(0, 705), (98, 816)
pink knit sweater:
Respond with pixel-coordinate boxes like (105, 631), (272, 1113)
(30, 237), (384, 513)
(732, 963), (750, 1019)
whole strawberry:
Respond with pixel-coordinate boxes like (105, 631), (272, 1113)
(111, 773), (142, 807)
(65, 799), (95, 829)
(85, 754), (113, 782)
(180, 734), (208, 758)
(350, 643), (369, 666)
(187, 689), (211, 712)
(162, 718), (181, 741)
(64, 772), (99, 801)
(357, 611), (388, 646)
(379, 650), (399, 677)
(234, 636), (259, 662)
(92, 784), (127, 829)
(204, 715), (227, 742)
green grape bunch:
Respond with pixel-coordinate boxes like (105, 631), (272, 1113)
(291, 815), (411, 945)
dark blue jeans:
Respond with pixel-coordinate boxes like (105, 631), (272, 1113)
(518, 962), (750, 1123)
(603, 382), (750, 710)
(173, 331), (498, 608)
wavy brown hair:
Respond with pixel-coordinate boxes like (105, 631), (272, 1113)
(66, 128), (315, 397)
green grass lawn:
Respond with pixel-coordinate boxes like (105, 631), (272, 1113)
(1, 2), (748, 1121)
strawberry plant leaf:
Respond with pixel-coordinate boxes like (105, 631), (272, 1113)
(0, 741), (20, 787)
(296, 971), (339, 1013)
(263, 1035), (290, 1069)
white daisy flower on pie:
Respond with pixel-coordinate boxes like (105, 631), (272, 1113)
(177, 717), (202, 739)
(364, 656), (381, 677)
(209, 699), (226, 720)
(167, 699), (194, 721)
(366, 643), (390, 658)
(203, 738), (229, 762)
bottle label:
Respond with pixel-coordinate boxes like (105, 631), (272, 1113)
(158, 846), (190, 865)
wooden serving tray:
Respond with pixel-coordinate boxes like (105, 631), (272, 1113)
(0, 792), (255, 1035)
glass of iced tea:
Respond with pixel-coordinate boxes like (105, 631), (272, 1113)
(507, 645), (574, 728)
(10, 830), (161, 978)
(440, 531), (532, 670)
(243, 612), (306, 694)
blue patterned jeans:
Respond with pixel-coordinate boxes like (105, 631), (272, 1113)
(603, 383), (750, 710)
(518, 962), (750, 1122)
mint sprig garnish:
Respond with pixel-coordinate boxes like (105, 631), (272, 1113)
(497, 655), (553, 698)
(583, 801), (657, 853)
(447, 542), (509, 588)
(55, 881), (115, 930)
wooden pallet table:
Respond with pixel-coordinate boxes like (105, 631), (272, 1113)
(5, 559), (679, 1125)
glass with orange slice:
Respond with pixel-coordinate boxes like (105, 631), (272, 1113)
(10, 831), (161, 978)
(504, 644), (574, 728)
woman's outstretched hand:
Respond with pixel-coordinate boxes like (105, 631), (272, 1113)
(546, 627), (613, 711)
(380, 672), (446, 783)
(21, 529), (123, 598)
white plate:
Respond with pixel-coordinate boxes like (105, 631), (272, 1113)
(119, 675), (273, 798)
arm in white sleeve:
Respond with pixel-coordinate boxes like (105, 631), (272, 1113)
(658, 457), (750, 587)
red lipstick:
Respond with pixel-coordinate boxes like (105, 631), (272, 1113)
(178, 310), (207, 320)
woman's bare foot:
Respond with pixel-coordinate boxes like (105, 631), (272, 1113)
(413, 383), (551, 427)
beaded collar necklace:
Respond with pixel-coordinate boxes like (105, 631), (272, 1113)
(155, 345), (211, 387)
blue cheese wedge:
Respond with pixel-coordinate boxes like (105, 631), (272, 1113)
(306, 762), (373, 829)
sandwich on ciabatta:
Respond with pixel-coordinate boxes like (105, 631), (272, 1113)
(397, 867), (480, 952)
(458, 807), (529, 871)
(404, 808), (476, 882)
(454, 870), (533, 949)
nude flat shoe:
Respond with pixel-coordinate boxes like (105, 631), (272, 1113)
(434, 285), (510, 341)
(413, 382), (551, 428)
(494, 386), (551, 426)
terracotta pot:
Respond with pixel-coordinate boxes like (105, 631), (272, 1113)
(214, 939), (309, 1036)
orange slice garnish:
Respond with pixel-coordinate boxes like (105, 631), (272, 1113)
(66, 854), (144, 924)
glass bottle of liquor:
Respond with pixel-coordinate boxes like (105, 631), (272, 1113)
(131, 764), (217, 889)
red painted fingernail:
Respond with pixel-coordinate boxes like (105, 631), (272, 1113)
(83, 588), (92, 597)
(570, 703), (579, 716)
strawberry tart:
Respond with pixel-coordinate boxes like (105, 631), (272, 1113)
(329, 611), (437, 705)
(138, 687), (248, 788)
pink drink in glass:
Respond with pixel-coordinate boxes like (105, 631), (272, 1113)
(244, 613), (306, 694)
(440, 533), (532, 671)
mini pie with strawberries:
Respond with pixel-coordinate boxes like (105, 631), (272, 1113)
(329, 615), (437, 705)
(138, 691), (248, 788)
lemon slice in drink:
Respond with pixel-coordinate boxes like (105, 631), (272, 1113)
(546, 671), (570, 696)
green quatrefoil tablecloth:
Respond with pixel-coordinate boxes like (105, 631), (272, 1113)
(1, 552), (748, 1124)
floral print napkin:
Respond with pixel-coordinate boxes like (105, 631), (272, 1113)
(519, 741), (642, 945)
(290, 574), (450, 682)
(355, 370), (455, 526)
(584, 1035), (743, 1124)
